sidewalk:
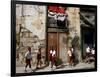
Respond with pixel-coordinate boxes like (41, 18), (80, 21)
(16, 62), (95, 73)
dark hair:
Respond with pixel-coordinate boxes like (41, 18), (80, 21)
(39, 47), (41, 50)
(28, 47), (31, 51)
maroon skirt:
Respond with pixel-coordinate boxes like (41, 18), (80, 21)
(50, 54), (52, 61)
(37, 54), (41, 60)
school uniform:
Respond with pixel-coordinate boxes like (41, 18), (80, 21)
(91, 49), (95, 58)
(86, 47), (90, 58)
(51, 50), (56, 68)
(25, 51), (32, 70)
(50, 50), (53, 61)
(52, 50), (56, 63)
(67, 50), (73, 65)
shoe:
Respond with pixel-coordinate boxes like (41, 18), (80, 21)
(51, 67), (54, 71)
(31, 69), (34, 72)
(24, 70), (27, 72)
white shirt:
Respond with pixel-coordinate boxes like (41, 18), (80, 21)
(67, 50), (72, 57)
(91, 49), (95, 55)
(86, 47), (90, 53)
(35, 49), (38, 53)
(71, 48), (74, 53)
(25, 51), (32, 59)
(50, 50), (53, 54)
(52, 50), (56, 57)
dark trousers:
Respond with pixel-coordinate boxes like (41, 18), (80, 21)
(25, 59), (31, 68)
(51, 57), (56, 68)
(86, 52), (90, 58)
(36, 59), (42, 68)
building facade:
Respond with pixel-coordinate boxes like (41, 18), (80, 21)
(47, 6), (81, 63)
(80, 8), (96, 59)
(16, 4), (96, 65)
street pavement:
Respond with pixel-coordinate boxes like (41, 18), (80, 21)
(16, 62), (95, 73)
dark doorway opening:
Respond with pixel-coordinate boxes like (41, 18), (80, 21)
(81, 28), (95, 59)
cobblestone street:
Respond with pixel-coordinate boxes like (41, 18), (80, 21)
(16, 62), (95, 73)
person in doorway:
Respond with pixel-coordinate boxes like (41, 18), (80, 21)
(86, 46), (91, 58)
(36, 47), (42, 69)
(85, 46), (91, 63)
(24, 47), (33, 72)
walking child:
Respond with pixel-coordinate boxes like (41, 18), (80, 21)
(67, 47), (73, 66)
(51, 49), (56, 70)
(49, 49), (53, 66)
(24, 47), (33, 72)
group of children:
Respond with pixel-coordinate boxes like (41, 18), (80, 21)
(24, 46), (57, 72)
(24, 46), (95, 72)
(24, 47), (42, 72)
(85, 46), (95, 63)
(49, 47), (75, 70)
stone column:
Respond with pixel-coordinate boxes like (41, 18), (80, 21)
(67, 7), (82, 62)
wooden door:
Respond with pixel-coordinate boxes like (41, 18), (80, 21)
(47, 33), (57, 60)
(59, 33), (68, 63)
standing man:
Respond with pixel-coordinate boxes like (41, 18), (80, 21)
(25, 47), (33, 72)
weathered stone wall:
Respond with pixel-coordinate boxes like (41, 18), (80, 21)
(67, 7), (82, 61)
(16, 4), (46, 66)
(16, 5), (82, 66)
